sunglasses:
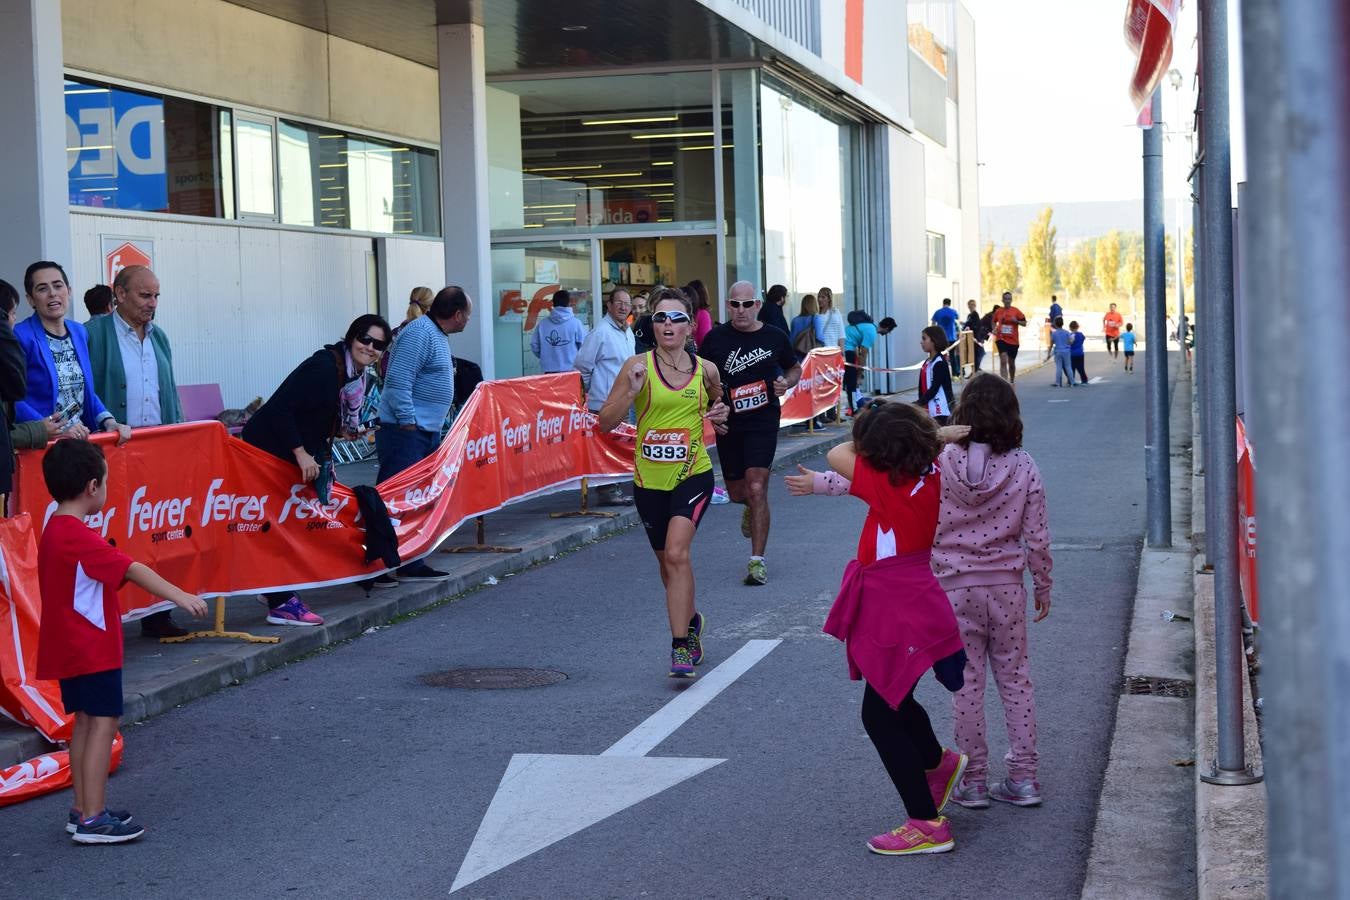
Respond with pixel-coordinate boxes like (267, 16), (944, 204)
(652, 310), (691, 324)
(355, 334), (389, 352)
(727, 299), (757, 309)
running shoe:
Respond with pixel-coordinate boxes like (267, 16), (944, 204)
(925, 748), (968, 813)
(866, 817), (954, 856)
(989, 777), (1042, 807)
(950, 780), (990, 810)
(369, 573), (399, 589)
(669, 645), (696, 678)
(67, 807), (131, 835)
(710, 487), (730, 505)
(399, 562), (452, 581)
(265, 595), (324, 627)
(744, 558), (767, 586)
(688, 612), (706, 666)
(72, 810), (145, 844)
(740, 505), (752, 538)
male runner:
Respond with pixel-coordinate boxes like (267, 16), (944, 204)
(699, 281), (801, 585)
(1102, 303), (1124, 360)
(991, 291), (1029, 383)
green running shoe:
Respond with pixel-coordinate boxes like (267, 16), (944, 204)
(744, 558), (767, 586)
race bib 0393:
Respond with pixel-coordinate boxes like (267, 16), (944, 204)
(640, 428), (691, 463)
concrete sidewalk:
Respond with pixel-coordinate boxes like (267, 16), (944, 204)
(0, 416), (856, 768)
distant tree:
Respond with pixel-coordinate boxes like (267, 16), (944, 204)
(1164, 233), (1176, 288)
(1184, 227), (1194, 297)
(1095, 230), (1122, 296)
(1021, 207), (1059, 302)
(980, 240), (996, 301)
(993, 245), (1021, 297)
(1063, 242), (1096, 298)
(1122, 243), (1145, 301)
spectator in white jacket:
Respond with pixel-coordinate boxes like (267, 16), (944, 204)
(530, 288), (588, 372)
(574, 289), (636, 505)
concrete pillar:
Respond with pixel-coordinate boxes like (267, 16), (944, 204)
(0, 0), (72, 287)
(436, 21), (494, 377)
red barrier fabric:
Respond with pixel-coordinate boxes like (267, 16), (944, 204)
(1124, 0), (1181, 112)
(1236, 417), (1259, 623)
(779, 348), (845, 427)
(0, 734), (123, 809)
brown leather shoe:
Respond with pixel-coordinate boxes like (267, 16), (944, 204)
(139, 610), (188, 639)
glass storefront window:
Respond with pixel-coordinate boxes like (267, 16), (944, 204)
(722, 69), (763, 301)
(488, 73), (719, 236)
(279, 120), (440, 236)
(236, 115), (276, 218)
(759, 79), (860, 317)
(64, 79), (232, 217)
(491, 240), (593, 380)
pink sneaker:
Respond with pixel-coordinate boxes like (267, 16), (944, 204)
(265, 595), (324, 627)
(867, 817), (955, 856)
(925, 748), (968, 813)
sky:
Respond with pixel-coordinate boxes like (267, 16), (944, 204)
(963, 0), (1206, 209)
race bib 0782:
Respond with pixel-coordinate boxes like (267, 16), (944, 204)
(730, 381), (769, 413)
(640, 428), (691, 463)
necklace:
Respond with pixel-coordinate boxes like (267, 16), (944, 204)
(654, 350), (692, 374)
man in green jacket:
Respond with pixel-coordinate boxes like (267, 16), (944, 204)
(88, 264), (186, 637)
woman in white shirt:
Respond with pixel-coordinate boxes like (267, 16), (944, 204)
(816, 286), (846, 350)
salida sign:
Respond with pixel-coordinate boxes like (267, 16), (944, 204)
(574, 200), (658, 227)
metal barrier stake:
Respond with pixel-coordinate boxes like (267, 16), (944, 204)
(1143, 89), (1172, 548)
(159, 596), (279, 645)
(550, 477), (620, 519)
(446, 515), (521, 553)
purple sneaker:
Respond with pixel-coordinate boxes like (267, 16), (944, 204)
(265, 595), (324, 627)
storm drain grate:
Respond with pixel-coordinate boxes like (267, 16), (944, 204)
(1122, 675), (1194, 698)
(419, 667), (568, 690)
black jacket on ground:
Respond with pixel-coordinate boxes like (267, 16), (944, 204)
(241, 344), (352, 464)
(0, 318), (29, 495)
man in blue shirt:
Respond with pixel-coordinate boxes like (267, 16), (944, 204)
(376, 286), (472, 583)
(931, 297), (962, 380)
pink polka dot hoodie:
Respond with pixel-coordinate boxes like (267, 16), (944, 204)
(931, 441), (1053, 604)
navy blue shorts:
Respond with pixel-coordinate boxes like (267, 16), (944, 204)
(59, 668), (123, 718)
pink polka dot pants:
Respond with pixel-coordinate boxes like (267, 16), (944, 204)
(949, 583), (1039, 784)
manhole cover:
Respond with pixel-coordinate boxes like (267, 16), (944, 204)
(419, 667), (567, 690)
(1122, 675), (1194, 698)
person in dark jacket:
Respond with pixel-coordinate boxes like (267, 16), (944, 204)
(963, 299), (987, 372)
(0, 280), (30, 508)
(758, 284), (791, 334)
(241, 313), (391, 626)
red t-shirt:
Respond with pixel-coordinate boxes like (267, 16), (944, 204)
(36, 515), (135, 681)
(992, 306), (1025, 346)
(1103, 311), (1124, 338)
(849, 457), (941, 565)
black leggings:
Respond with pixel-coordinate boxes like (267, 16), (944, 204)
(861, 682), (943, 820)
(843, 350), (858, 405)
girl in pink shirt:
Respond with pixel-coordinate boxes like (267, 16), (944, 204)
(932, 373), (1053, 809)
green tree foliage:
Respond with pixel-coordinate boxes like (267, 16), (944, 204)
(992, 245), (1020, 297)
(1121, 243), (1145, 300)
(1020, 207), (1059, 302)
(980, 240), (996, 301)
(1062, 242), (1096, 298)
(1095, 230), (1122, 296)
(1184, 228), (1194, 295)
(1164, 233), (1176, 287)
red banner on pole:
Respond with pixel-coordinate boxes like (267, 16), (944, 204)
(1124, 0), (1181, 112)
(779, 348), (845, 427)
(1235, 417), (1259, 623)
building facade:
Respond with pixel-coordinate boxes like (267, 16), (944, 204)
(0, 0), (978, 403)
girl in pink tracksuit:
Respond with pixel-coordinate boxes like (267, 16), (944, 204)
(933, 373), (1053, 809)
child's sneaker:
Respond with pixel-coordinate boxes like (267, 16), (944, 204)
(866, 816), (954, 856)
(950, 780), (990, 810)
(72, 809), (145, 844)
(989, 777), (1042, 807)
(687, 612), (706, 666)
(67, 807), (132, 835)
(925, 748), (968, 813)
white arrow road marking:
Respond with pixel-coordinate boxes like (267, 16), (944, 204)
(451, 639), (781, 893)
(1089, 376), (1110, 384)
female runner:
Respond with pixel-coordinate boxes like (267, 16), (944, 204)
(599, 288), (729, 677)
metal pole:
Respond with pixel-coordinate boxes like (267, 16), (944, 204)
(1197, 0), (1258, 786)
(1143, 90), (1171, 547)
(1240, 0), (1347, 893)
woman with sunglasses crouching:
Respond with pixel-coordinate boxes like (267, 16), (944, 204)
(598, 288), (729, 678)
(241, 313), (392, 626)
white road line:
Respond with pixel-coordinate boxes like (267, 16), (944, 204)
(601, 639), (781, 757)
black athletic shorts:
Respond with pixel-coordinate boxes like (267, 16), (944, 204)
(995, 340), (1019, 361)
(716, 427), (779, 482)
(1124, 350), (1135, 357)
(633, 469), (715, 551)
(59, 668), (123, 718)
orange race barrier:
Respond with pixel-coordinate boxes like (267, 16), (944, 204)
(779, 347), (845, 426)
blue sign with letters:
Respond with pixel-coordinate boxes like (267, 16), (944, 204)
(65, 83), (168, 212)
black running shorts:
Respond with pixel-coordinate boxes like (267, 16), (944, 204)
(715, 427), (779, 482)
(633, 469), (715, 551)
(995, 340), (1019, 361)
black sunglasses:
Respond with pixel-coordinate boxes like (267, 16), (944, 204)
(727, 299), (757, 309)
(356, 334), (389, 352)
(652, 310), (691, 324)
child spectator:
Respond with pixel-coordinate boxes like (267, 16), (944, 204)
(1122, 323), (1137, 373)
(35, 439), (206, 843)
(1068, 320), (1088, 384)
(917, 326), (954, 424)
(933, 373), (1052, 809)
(1049, 316), (1073, 388)
(792, 403), (970, 856)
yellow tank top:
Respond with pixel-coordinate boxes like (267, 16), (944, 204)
(633, 351), (712, 490)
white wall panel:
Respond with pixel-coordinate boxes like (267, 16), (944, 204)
(69, 212), (373, 408)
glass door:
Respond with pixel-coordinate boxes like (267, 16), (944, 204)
(490, 240), (593, 380)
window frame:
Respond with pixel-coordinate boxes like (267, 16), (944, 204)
(927, 231), (947, 277)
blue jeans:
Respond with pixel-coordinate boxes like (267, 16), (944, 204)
(1054, 348), (1073, 386)
(375, 426), (439, 483)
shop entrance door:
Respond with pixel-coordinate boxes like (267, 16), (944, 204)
(599, 234), (720, 315)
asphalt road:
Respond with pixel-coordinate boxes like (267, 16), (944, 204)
(1, 351), (1149, 899)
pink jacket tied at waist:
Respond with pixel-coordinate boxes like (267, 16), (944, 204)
(823, 550), (966, 710)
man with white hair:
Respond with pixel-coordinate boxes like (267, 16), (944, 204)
(698, 281), (800, 586)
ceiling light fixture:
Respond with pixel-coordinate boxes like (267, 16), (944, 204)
(561, 24), (588, 32)
(524, 164), (604, 173)
(582, 115), (678, 127)
(652, 161), (674, 166)
(677, 144), (732, 151)
(631, 131), (714, 140)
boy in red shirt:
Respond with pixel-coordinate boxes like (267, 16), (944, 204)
(35, 439), (206, 844)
